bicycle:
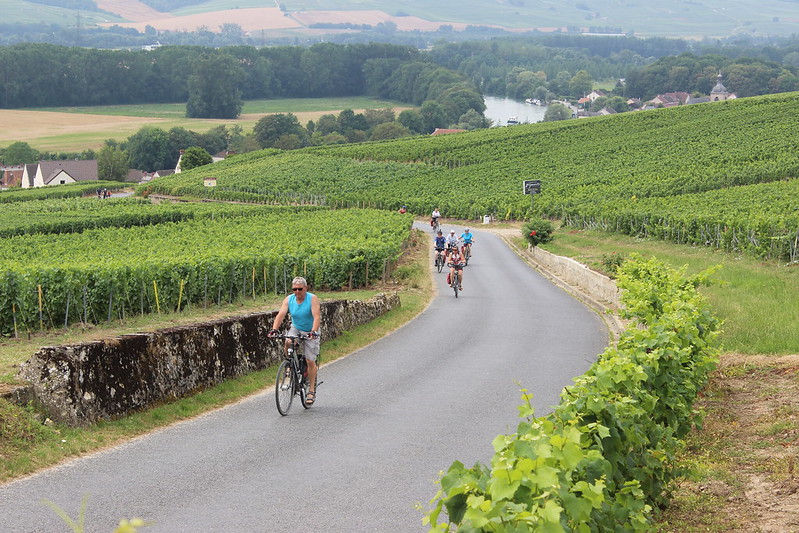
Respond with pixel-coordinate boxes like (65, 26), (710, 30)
(448, 263), (463, 298)
(431, 218), (440, 233)
(434, 249), (445, 273)
(272, 332), (320, 415)
(462, 242), (472, 265)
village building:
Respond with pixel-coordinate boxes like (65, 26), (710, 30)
(709, 71), (736, 101)
(0, 165), (25, 188)
(21, 160), (98, 188)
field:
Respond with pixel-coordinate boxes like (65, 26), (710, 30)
(7, 0), (799, 37)
(0, 97), (410, 152)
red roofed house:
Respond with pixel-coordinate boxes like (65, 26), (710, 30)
(0, 165), (24, 188)
(21, 160), (98, 188)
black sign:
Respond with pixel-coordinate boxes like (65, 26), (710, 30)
(523, 180), (541, 195)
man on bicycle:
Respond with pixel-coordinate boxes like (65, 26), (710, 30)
(447, 247), (466, 290)
(268, 276), (321, 405)
(460, 228), (475, 257)
(434, 230), (446, 265)
(431, 208), (441, 229)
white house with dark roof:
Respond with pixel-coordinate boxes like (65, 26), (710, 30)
(21, 160), (98, 188)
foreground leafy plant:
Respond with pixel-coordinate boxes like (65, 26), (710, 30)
(425, 254), (720, 531)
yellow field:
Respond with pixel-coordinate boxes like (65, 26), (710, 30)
(0, 108), (407, 152)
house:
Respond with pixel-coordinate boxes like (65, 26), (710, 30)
(587, 90), (606, 102)
(0, 165), (24, 188)
(646, 92), (690, 108)
(430, 128), (466, 136)
(21, 160), (98, 188)
(204, 177), (217, 187)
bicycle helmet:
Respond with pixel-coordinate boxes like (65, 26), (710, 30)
(450, 230), (455, 234)
(465, 228), (470, 232)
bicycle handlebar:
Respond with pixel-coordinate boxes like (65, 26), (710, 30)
(268, 331), (317, 340)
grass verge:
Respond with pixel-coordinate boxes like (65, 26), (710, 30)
(0, 229), (432, 483)
(538, 228), (799, 355)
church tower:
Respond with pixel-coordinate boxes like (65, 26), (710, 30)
(710, 71), (733, 101)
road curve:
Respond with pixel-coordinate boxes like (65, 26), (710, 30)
(0, 224), (608, 532)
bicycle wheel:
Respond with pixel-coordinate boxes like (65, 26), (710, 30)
(453, 271), (459, 298)
(275, 360), (295, 415)
(436, 254), (443, 273)
(464, 246), (470, 265)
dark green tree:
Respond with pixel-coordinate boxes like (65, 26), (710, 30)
(253, 113), (306, 148)
(569, 70), (593, 97)
(124, 126), (171, 172)
(180, 146), (213, 171)
(398, 109), (424, 134)
(420, 101), (448, 133)
(370, 122), (412, 141)
(97, 144), (130, 181)
(543, 103), (572, 122)
(1, 141), (39, 164)
(186, 52), (244, 119)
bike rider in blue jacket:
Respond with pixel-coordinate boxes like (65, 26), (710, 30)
(434, 230), (446, 265)
(460, 228), (475, 256)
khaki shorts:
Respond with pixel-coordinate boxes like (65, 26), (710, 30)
(288, 326), (320, 361)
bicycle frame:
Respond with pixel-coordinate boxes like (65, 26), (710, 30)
(273, 333), (317, 415)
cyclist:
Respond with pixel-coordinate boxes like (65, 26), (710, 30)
(434, 230), (446, 266)
(431, 208), (441, 229)
(460, 228), (475, 257)
(444, 230), (459, 260)
(444, 229), (459, 249)
(447, 246), (466, 290)
(268, 276), (321, 405)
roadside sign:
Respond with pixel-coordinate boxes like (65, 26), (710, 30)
(523, 180), (541, 195)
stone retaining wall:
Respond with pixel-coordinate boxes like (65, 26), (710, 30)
(17, 293), (399, 426)
(527, 245), (620, 309)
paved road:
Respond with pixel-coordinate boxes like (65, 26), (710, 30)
(0, 224), (608, 532)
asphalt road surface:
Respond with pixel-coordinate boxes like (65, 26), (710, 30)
(0, 224), (608, 532)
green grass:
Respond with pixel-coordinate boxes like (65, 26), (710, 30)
(539, 228), (799, 355)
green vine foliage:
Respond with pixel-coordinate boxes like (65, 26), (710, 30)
(425, 255), (720, 532)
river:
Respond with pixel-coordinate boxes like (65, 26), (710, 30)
(483, 95), (548, 127)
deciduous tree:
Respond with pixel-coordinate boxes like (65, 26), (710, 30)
(180, 146), (213, 171)
(186, 52), (244, 119)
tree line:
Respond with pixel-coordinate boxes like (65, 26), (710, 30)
(1, 100), (491, 174)
(427, 35), (799, 101)
(0, 42), (416, 109)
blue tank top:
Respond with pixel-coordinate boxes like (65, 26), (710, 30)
(288, 293), (314, 331)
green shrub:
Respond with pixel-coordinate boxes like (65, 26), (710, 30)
(521, 219), (554, 247)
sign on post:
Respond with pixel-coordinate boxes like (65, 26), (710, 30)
(523, 179), (541, 195)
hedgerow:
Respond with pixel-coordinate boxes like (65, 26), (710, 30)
(425, 255), (720, 531)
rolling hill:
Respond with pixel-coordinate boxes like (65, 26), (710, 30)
(6, 0), (799, 38)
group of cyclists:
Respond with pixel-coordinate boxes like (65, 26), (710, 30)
(431, 208), (474, 291)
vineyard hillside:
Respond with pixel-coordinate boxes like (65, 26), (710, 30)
(145, 92), (799, 261)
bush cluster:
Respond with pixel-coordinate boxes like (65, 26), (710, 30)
(521, 219), (555, 247)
